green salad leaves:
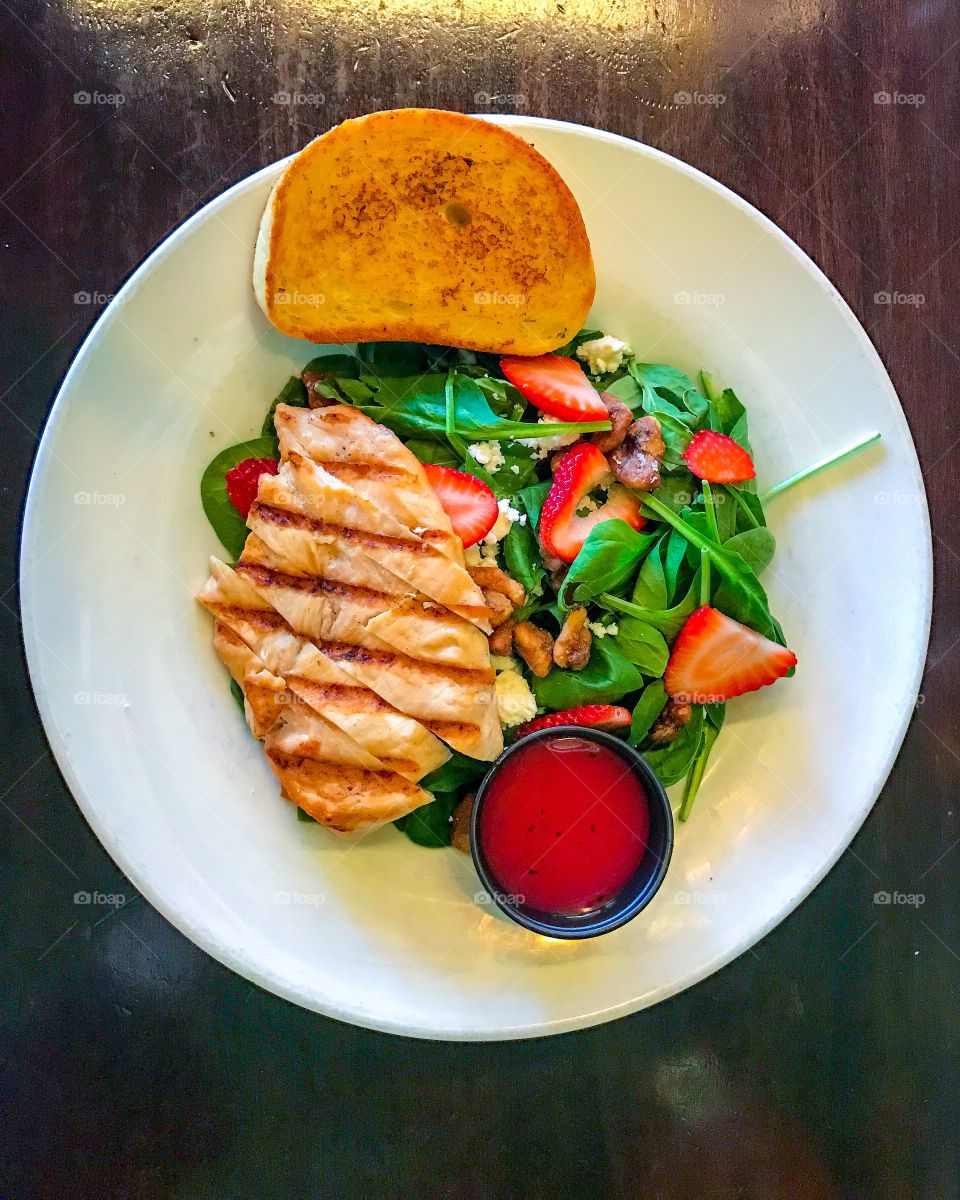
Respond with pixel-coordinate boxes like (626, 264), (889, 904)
(202, 332), (876, 842)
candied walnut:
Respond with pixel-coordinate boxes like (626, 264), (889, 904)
(450, 794), (475, 854)
(513, 621), (554, 678)
(468, 564), (525, 609)
(483, 589), (514, 627)
(488, 621), (515, 657)
(648, 699), (693, 745)
(608, 415), (665, 492)
(301, 368), (338, 409)
(553, 606), (592, 670)
(590, 392), (633, 453)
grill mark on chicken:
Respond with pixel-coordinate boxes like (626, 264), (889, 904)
(252, 501), (432, 554)
(318, 461), (413, 483)
(236, 560), (395, 606)
(317, 638), (495, 684)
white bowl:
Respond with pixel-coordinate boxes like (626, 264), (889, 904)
(21, 117), (931, 1039)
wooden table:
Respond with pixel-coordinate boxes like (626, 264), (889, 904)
(3, 1), (958, 1196)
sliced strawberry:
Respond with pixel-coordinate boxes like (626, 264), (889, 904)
(225, 457), (279, 518)
(664, 606), (796, 703)
(422, 464), (498, 548)
(682, 430), (755, 483)
(516, 704), (633, 738)
(539, 443), (644, 563)
(500, 354), (609, 421)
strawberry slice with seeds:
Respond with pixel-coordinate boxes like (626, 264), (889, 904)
(664, 606), (796, 703)
(500, 354), (609, 421)
(225, 457), (279, 518)
(539, 443), (644, 563)
(682, 430), (756, 483)
(516, 704), (633, 738)
(422, 464), (498, 548)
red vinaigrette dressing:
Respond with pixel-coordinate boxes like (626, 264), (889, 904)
(478, 736), (650, 916)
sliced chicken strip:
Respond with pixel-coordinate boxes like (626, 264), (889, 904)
(274, 403), (463, 563)
(264, 698), (433, 833)
(200, 560), (502, 761)
(199, 561), (450, 780)
(254, 452), (490, 630)
(212, 621), (288, 740)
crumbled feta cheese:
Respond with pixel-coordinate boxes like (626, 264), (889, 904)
(577, 335), (630, 375)
(412, 526), (426, 535)
(490, 655), (518, 673)
(483, 498), (525, 546)
(518, 415), (582, 459)
(494, 669), (538, 727)
(468, 441), (505, 472)
(464, 545), (483, 566)
(510, 464), (520, 475)
(586, 620), (619, 638)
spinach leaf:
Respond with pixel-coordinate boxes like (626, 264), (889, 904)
(302, 352), (362, 380)
(261, 375), (308, 437)
(533, 636), (644, 709)
(612, 619), (669, 676)
(518, 480), (551, 529)
(632, 535), (669, 609)
(357, 341), (433, 375)
(604, 374), (643, 411)
(464, 444), (539, 499)
(200, 436), (278, 560)
(629, 680), (668, 745)
(360, 372), (607, 444)
(297, 806), (320, 823)
(420, 752), (489, 795)
(397, 793), (460, 847)
(229, 678), (245, 713)
(645, 705), (706, 787)
(558, 520), (656, 608)
(642, 494), (784, 642)
(726, 485), (767, 531)
(602, 572), (699, 642)
(629, 361), (701, 398)
(721, 527), (776, 575)
(504, 517), (545, 595)
(405, 438), (460, 466)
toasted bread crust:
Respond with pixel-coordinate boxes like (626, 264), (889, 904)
(255, 109), (595, 354)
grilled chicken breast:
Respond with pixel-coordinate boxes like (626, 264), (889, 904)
(199, 403), (504, 831)
(276, 403), (464, 562)
(254, 451), (491, 630)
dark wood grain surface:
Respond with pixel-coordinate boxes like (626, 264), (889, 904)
(3, 1), (959, 1196)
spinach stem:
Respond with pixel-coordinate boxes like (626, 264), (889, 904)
(702, 480), (721, 542)
(727, 485), (761, 527)
(700, 370), (721, 404)
(444, 371), (469, 460)
(599, 592), (654, 619)
(699, 551), (711, 606)
(761, 431), (881, 503)
(679, 723), (719, 822)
